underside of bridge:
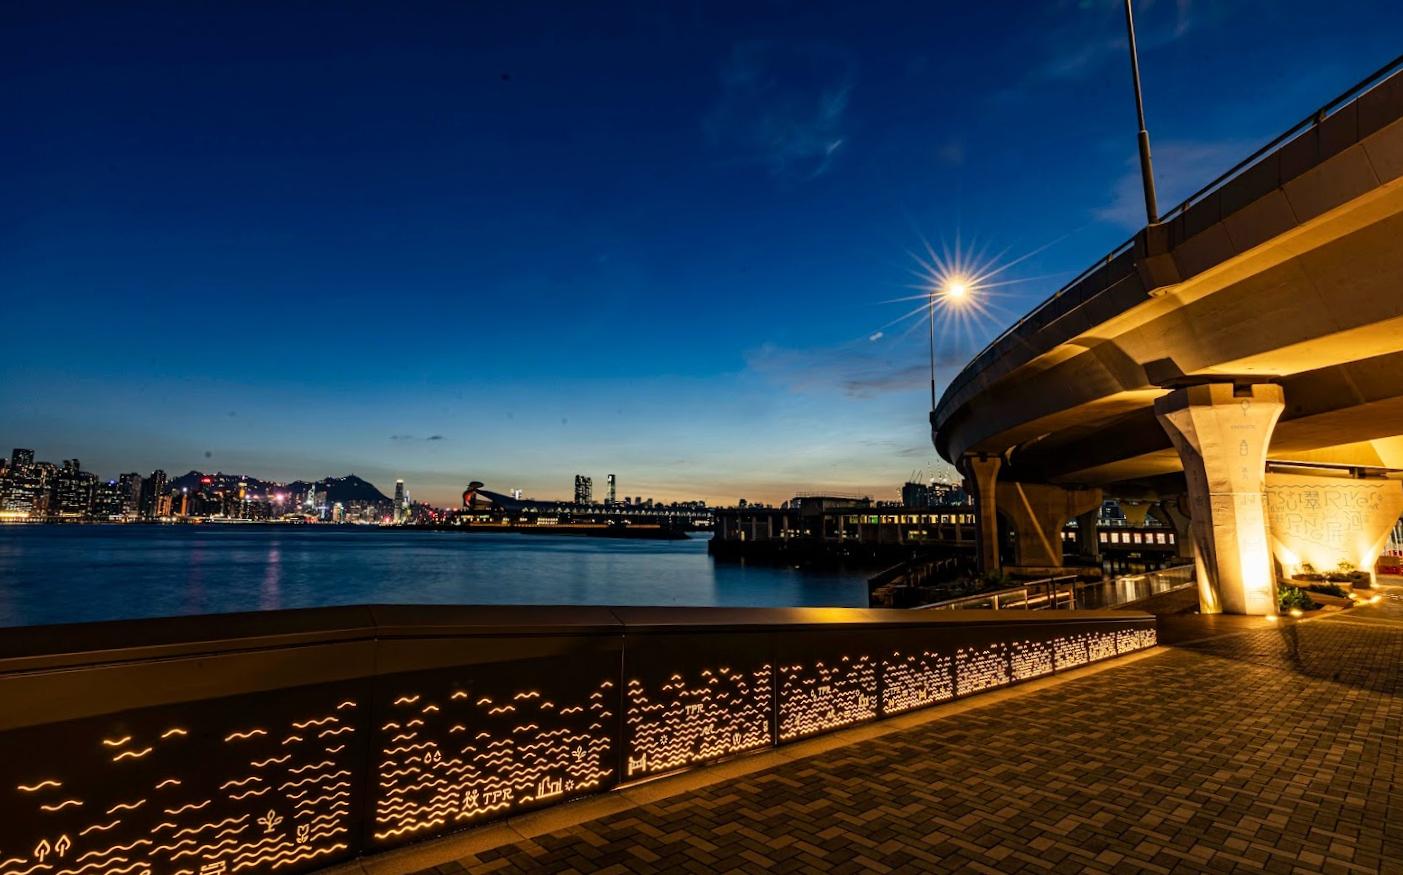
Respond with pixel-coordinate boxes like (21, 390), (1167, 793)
(934, 67), (1403, 615)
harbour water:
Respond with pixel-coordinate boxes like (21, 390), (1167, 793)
(0, 525), (870, 628)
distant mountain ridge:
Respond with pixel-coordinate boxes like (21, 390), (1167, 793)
(168, 471), (391, 504)
(293, 474), (392, 505)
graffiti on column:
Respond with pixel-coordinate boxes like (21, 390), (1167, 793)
(1266, 479), (1402, 566)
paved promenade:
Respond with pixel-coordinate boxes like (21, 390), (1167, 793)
(399, 588), (1403, 874)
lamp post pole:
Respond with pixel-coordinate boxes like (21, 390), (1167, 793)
(928, 288), (938, 413)
(1124, 0), (1160, 225)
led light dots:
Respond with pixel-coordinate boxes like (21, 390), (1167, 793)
(373, 681), (614, 843)
(625, 665), (772, 777)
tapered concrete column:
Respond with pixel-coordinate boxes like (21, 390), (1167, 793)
(960, 454), (1002, 572)
(1264, 472), (1403, 584)
(1075, 508), (1100, 559)
(997, 482), (1103, 569)
(1154, 383), (1285, 615)
(1152, 497), (1195, 562)
(1119, 501), (1152, 527)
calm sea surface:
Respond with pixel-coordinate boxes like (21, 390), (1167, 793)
(0, 525), (870, 628)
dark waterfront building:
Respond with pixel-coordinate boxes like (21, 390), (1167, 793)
(141, 469), (167, 519)
(901, 481), (932, 508)
(118, 472), (143, 517)
(711, 495), (978, 566)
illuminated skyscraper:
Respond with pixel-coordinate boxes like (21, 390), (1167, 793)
(607, 474), (616, 506)
(54, 459), (96, 518)
(1, 449), (41, 515)
(574, 475), (592, 505)
(93, 480), (124, 518)
(394, 479), (406, 522)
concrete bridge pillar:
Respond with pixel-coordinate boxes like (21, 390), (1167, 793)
(1154, 383), (1285, 615)
(1264, 471), (1403, 585)
(1118, 501), (1153, 527)
(1151, 497), (1195, 563)
(1074, 508), (1100, 559)
(960, 454), (1003, 572)
(996, 482), (1103, 570)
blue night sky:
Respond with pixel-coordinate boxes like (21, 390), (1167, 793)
(4, 1), (1401, 505)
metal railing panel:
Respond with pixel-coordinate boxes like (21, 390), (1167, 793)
(0, 605), (1156, 874)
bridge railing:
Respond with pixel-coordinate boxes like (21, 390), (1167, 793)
(916, 565), (1195, 612)
(1073, 564), (1196, 610)
(915, 575), (1080, 611)
(936, 52), (1403, 426)
(0, 604), (1155, 874)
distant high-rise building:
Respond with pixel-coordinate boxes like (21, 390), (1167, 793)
(118, 472), (143, 517)
(1, 449), (42, 515)
(54, 459), (96, 518)
(93, 480), (124, 518)
(901, 481), (932, 508)
(394, 479), (407, 522)
(606, 474), (616, 506)
(141, 469), (167, 519)
(574, 475), (593, 505)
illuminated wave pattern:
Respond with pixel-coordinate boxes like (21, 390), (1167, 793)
(372, 680), (615, 843)
(777, 655), (878, 741)
(1, 700), (359, 875)
(624, 665), (773, 778)
(881, 649), (955, 715)
(0, 622), (1155, 871)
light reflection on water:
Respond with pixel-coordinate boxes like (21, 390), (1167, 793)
(0, 525), (870, 628)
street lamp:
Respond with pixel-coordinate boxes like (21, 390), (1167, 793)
(929, 276), (973, 412)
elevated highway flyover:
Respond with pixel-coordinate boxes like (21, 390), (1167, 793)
(932, 58), (1403, 615)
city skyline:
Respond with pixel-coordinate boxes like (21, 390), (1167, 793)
(6, 2), (1403, 506)
(0, 442), (755, 512)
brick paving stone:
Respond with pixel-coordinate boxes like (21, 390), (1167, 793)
(401, 592), (1403, 874)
